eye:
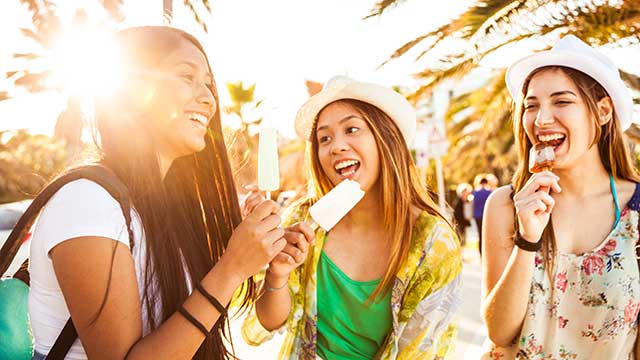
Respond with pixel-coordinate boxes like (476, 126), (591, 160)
(524, 104), (538, 110)
(318, 135), (331, 144)
(179, 73), (194, 83)
(346, 127), (359, 134)
(555, 100), (573, 105)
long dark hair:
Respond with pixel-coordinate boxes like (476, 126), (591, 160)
(91, 26), (255, 359)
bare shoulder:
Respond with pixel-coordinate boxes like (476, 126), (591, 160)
(485, 185), (515, 212)
(618, 179), (638, 206)
(483, 185), (516, 246)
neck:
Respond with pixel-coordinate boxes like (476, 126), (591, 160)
(338, 181), (384, 232)
(157, 152), (174, 180)
(554, 148), (609, 197)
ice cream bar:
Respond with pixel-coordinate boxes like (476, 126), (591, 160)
(309, 179), (365, 232)
(529, 143), (555, 173)
(258, 128), (280, 192)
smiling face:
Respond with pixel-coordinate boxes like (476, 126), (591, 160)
(314, 101), (381, 191)
(521, 68), (613, 170)
(142, 38), (217, 161)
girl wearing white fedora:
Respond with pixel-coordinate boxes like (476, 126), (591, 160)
(241, 76), (462, 359)
(482, 35), (640, 359)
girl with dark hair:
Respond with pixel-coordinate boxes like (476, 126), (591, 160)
(482, 35), (640, 359)
(27, 26), (286, 359)
(242, 76), (462, 359)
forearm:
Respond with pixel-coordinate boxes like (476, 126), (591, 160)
(125, 258), (245, 359)
(255, 271), (292, 331)
(482, 246), (536, 346)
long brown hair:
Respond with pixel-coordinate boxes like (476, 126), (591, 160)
(92, 26), (255, 359)
(512, 66), (640, 278)
(308, 99), (452, 301)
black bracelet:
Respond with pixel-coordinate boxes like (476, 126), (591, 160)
(196, 283), (227, 316)
(514, 232), (542, 252)
(178, 306), (210, 338)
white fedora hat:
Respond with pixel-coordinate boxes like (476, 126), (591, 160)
(295, 76), (417, 145)
(506, 35), (634, 130)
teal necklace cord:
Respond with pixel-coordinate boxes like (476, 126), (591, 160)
(610, 174), (621, 229)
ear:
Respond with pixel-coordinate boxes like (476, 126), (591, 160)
(596, 96), (614, 126)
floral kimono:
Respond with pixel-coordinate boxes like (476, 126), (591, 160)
(242, 202), (463, 359)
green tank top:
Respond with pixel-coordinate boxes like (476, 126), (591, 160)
(316, 249), (392, 360)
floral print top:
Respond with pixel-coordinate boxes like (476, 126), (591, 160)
(484, 184), (640, 360)
(242, 202), (463, 359)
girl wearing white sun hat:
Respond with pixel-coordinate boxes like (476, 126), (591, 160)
(482, 35), (640, 359)
(241, 76), (463, 359)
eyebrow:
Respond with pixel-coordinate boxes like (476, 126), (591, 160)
(525, 90), (577, 101)
(175, 61), (213, 79)
(316, 115), (362, 132)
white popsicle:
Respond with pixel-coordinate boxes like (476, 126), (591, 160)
(309, 179), (365, 232)
(258, 127), (280, 193)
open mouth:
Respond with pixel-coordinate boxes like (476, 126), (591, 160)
(334, 159), (360, 177)
(188, 112), (208, 129)
(538, 133), (566, 150)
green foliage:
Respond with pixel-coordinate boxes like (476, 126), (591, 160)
(369, 0), (640, 185)
(0, 131), (67, 203)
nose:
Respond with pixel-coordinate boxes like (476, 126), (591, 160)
(534, 104), (554, 128)
(196, 82), (216, 114)
(330, 134), (350, 154)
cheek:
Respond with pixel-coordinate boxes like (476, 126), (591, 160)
(317, 146), (333, 175)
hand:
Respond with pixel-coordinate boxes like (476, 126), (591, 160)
(513, 171), (561, 243)
(266, 222), (315, 282)
(240, 184), (264, 218)
(223, 200), (286, 281)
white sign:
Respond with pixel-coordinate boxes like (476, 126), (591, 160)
(414, 119), (449, 159)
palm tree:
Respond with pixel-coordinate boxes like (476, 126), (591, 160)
(163, 0), (213, 32)
(368, 0), (640, 184)
(223, 81), (264, 187)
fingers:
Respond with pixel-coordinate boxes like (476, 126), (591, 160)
(247, 200), (280, 221)
(255, 214), (282, 234)
(284, 231), (309, 254)
(240, 186), (264, 217)
(287, 222), (315, 245)
(515, 171), (561, 200)
(515, 191), (555, 216)
(282, 244), (305, 263)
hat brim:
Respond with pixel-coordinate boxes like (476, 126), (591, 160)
(506, 50), (633, 130)
(295, 82), (417, 144)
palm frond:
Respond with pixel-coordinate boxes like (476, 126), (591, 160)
(365, 0), (406, 19)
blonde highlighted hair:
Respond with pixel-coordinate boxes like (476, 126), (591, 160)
(307, 99), (452, 302)
(512, 66), (640, 278)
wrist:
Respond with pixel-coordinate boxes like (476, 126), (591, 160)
(212, 255), (246, 289)
(514, 232), (542, 252)
(265, 269), (289, 289)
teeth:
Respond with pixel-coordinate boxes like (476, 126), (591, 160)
(334, 160), (359, 170)
(538, 133), (565, 142)
(188, 112), (208, 126)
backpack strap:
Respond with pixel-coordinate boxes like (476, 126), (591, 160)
(0, 165), (135, 359)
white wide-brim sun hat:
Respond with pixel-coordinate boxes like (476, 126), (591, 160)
(506, 35), (634, 131)
(295, 76), (417, 145)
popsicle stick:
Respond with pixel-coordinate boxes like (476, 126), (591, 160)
(266, 191), (271, 200)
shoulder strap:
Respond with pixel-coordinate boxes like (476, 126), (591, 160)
(0, 165), (135, 360)
(0, 165), (134, 275)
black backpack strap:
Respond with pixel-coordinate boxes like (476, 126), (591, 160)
(0, 165), (135, 359)
(46, 319), (78, 359)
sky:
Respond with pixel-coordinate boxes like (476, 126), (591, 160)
(0, 0), (475, 138)
(1, 0), (639, 138)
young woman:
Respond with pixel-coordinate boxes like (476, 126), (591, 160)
(27, 26), (287, 359)
(241, 76), (463, 359)
(482, 35), (640, 359)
